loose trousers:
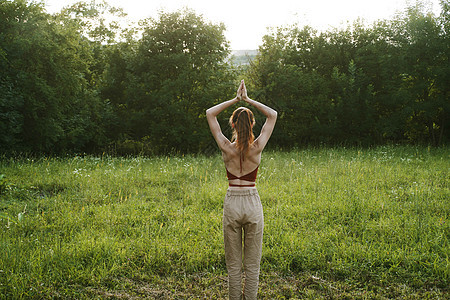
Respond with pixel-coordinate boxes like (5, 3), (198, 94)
(223, 188), (264, 300)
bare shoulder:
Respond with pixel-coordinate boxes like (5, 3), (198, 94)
(253, 116), (276, 152)
(221, 142), (238, 162)
(250, 139), (264, 155)
(248, 143), (263, 164)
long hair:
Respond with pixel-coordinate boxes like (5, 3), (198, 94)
(229, 107), (255, 157)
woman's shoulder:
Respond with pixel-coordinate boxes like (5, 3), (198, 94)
(249, 141), (264, 155)
(223, 143), (261, 159)
(221, 143), (238, 160)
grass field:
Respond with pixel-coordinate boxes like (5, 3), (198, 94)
(0, 146), (449, 299)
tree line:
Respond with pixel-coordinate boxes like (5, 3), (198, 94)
(0, 0), (448, 155)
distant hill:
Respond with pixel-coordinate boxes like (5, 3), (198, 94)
(229, 50), (258, 66)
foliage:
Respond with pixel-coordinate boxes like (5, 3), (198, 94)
(0, 173), (7, 194)
(246, 2), (449, 147)
(0, 0), (448, 155)
(58, 0), (128, 44)
(0, 0), (112, 153)
(101, 8), (235, 154)
(0, 147), (448, 298)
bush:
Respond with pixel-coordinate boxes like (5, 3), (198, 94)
(0, 174), (8, 195)
(107, 136), (155, 156)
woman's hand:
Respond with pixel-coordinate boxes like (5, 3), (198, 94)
(236, 81), (243, 101)
(237, 79), (248, 101)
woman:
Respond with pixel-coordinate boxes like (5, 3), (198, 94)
(206, 80), (277, 299)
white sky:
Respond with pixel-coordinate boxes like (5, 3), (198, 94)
(43, 0), (442, 50)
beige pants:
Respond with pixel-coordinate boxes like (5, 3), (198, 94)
(223, 188), (264, 300)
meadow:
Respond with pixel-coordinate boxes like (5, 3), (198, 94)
(0, 146), (448, 299)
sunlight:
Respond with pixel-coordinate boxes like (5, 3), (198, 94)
(44, 0), (442, 49)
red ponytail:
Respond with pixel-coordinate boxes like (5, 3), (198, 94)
(229, 107), (255, 158)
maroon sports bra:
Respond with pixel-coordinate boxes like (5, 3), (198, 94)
(226, 165), (259, 187)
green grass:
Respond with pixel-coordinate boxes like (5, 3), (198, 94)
(0, 146), (449, 299)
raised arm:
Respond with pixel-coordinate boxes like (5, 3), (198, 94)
(206, 87), (241, 151)
(240, 80), (277, 151)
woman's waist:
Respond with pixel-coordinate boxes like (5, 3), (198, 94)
(226, 186), (258, 196)
(227, 179), (256, 188)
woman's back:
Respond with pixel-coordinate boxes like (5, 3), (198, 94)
(223, 142), (261, 175)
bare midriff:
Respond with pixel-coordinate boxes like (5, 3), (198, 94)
(227, 179), (256, 189)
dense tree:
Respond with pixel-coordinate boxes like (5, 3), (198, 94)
(246, 1), (448, 147)
(0, 0), (113, 153)
(102, 8), (235, 153)
(398, 3), (449, 145)
(0, 0), (447, 155)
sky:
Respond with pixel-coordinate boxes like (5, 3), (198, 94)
(43, 0), (442, 50)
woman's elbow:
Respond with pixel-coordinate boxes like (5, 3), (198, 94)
(270, 110), (278, 120)
(206, 108), (216, 120)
